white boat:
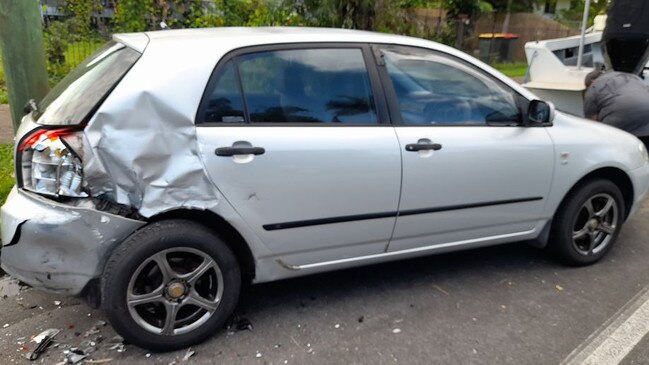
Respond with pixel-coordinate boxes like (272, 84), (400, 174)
(522, 18), (605, 117)
(523, 1), (649, 117)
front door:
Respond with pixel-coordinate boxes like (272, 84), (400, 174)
(376, 46), (555, 251)
(196, 45), (402, 265)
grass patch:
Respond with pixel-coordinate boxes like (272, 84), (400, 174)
(0, 144), (14, 207)
(0, 51), (7, 105)
(0, 144), (12, 246)
(492, 62), (528, 78)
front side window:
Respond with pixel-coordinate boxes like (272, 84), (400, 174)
(381, 47), (521, 126)
(201, 48), (378, 125)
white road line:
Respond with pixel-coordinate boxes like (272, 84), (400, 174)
(562, 285), (649, 365)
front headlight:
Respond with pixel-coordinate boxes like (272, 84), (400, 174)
(19, 129), (88, 197)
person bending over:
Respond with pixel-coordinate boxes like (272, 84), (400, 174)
(584, 70), (649, 148)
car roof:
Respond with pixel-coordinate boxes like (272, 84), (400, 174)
(112, 27), (537, 101)
(114, 26), (448, 54)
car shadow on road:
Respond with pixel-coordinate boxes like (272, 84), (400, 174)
(237, 242), (561, 316)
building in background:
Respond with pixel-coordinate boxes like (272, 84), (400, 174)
(40, 0), (115, 20)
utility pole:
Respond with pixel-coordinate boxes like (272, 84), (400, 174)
(0, 0), (49, 133)
(576, 0), (592, 70)
(501, 0), (513, 34)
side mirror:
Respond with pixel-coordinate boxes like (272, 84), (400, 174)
(527, 100), (555, 125)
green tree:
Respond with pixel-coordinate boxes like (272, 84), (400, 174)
(559, 0), (609, 26)
(65, 0), (103, 34)
(300, 0), (377, 29)
(114, 0), (209, 31)
(113, 0), (148, 32)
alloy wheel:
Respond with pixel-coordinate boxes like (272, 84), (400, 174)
(571, 193), (618, 256)
(126, 247), (224, 335)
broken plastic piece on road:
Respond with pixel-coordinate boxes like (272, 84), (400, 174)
(84, 326), (101, 337)
(392, 328), (402, 334)
(27, 328), (60, 361)
(63, 348), (88, 364)
(85, 359), (113, 364)
(106, 335), (126, 353)
(182, 347), (195, 362)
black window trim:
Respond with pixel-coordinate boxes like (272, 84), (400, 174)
(195, 42), (391, 127)
(370, 43), (542, 128)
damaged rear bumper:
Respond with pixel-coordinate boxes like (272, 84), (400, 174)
(1, 187), (145, 295)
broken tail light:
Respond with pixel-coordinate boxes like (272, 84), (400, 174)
(18, 128), (88, 198)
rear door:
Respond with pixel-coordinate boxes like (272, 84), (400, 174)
(196, 45), (402, 265)
(375, 45), (555, 252)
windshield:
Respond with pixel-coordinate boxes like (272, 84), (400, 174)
(34, 41), (140, 125)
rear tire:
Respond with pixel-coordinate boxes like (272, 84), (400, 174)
(102, 219), (241, 351)
(549, 178), (625, 266)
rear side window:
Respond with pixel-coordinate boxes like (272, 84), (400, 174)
(35, 41), (140, 125)
(200, 48), (378, 125)
(202, 61), (246, 123)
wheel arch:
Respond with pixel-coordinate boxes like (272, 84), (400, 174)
(529, 166), (635, 251)
(561, 167), (634, 220)
(147, 209), (256, 283)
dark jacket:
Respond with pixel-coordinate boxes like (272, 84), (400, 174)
(584, 71), (649, 137)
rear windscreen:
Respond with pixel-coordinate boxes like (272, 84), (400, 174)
(34, 41), (140, 125)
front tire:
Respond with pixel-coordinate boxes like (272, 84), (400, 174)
(550, 178), (625, 266)
(102, 219), (241, 351)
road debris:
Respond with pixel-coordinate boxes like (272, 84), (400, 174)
(27, 328), (60, 361)
(84, 326), (101, 337)
(63, 348), (87, 364)
(182, 347), (195, 362)
(17, 300), (38, 309)
(2, 323), (8, 328)
(85, 359), (113, 364)
(106, 335), (126, 353)
(0, 276), (23, 298)
(432, 284), (450, 296)
(54, 300), (62, 306)
(392, 328), (402, 334)
(556, 285), (564, 291)
(358, 316), (364, 323)
(225, 315), (253, 332)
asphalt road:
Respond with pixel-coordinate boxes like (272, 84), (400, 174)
(2, 200), (649, 365)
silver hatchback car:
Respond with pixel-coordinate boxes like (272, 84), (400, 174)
(2, 27), (649, 350)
